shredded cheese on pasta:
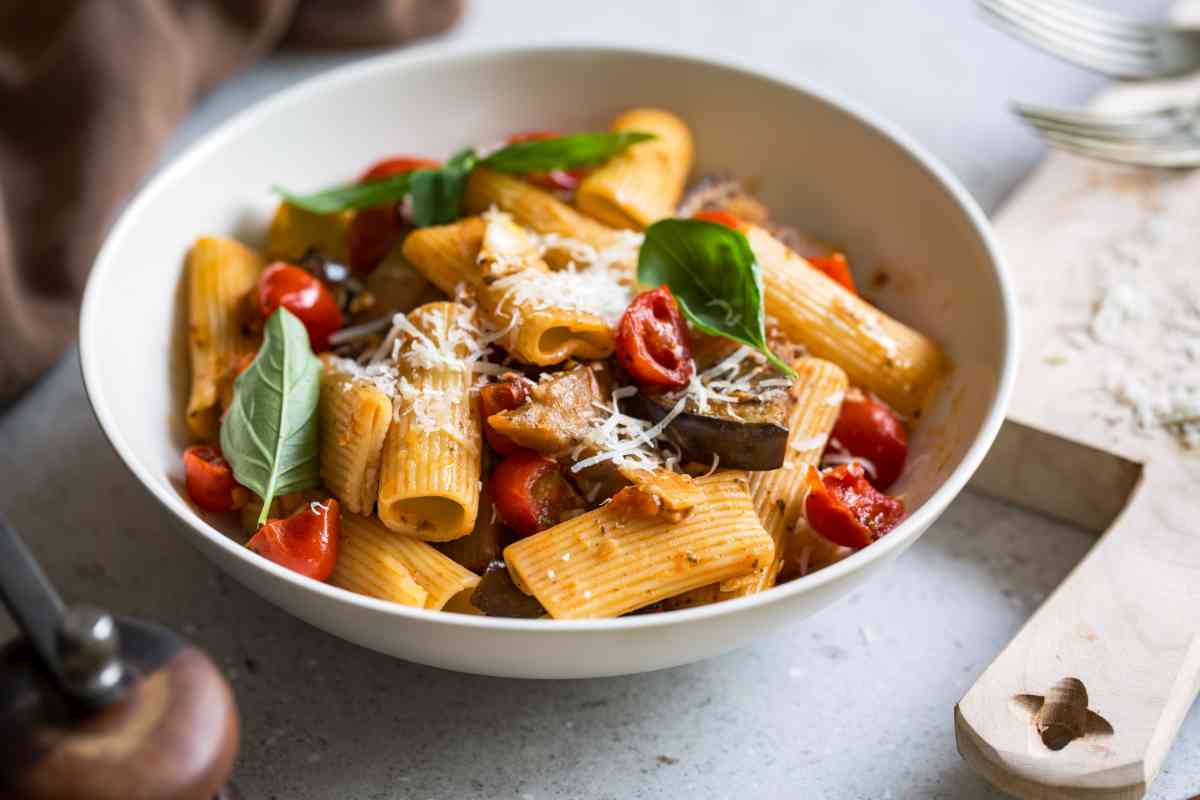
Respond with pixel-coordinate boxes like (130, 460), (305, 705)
(570, 386), (685, 473)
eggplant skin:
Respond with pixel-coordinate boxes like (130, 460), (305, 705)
(624, 391), (789, 471)
(471, 561), (546, 618)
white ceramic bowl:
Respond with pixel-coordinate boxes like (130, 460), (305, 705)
(80, 45), (1016, 678)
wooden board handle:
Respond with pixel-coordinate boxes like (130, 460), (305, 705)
(955, 460), (1200, 799)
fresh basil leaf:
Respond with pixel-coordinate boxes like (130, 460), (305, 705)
(274, 131), (649, 219)
(220, 308), (323, 526)
(274, 174), (411, 215)
(481, 131), (654, 174)
(409, 148), (479, 227)
(638, 219), (798, 379)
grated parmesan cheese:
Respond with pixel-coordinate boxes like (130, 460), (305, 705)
(672, 346), (791, 416)
(570, 387), (687, 473)
(488, 264), (633, 325)
(821, 451), (878, 480)
(790, 435), (827, 453)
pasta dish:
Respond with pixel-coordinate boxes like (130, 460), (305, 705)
(178, 109), (943, 619)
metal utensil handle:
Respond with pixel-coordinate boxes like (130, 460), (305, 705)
(0, 513), (66, 680)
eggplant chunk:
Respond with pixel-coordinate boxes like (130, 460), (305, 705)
(624, 389), (790, 471)
(471, 561), (547, 618)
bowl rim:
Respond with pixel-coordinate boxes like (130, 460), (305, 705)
(79, 42), (1018, 634)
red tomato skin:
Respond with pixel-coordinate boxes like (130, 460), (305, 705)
(804, 464), (904, 549)
(257, 262), (342, 351)
(183, 446), (241, 513)
(490, 452), (562, 537)
(347, 156), (440, 272)
(479, 380), (530, 455)
(359, 156), (441, 183)
(692, 210), (747, 232)
(808, 252), (857, 294)
(506, 131), (587, 191)
(615, 286), (695, 390)
(247, 498), (340, 581)
(831, 390), (907, 490)
(347, 206), (402, 273)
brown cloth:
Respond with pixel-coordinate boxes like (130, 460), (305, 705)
(0, 0), (464, 405)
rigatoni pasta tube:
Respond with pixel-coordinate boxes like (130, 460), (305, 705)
(720, 358), (848, 599)
(330, 513), (428, 608)
(478, 272), (615, 365)
(575, 108), (694, 230)
(504, 472), (773, 619)
(400, 216), (485, 295)
(186, 236), (264, 440)
(377, 302), (482, 541)
(333, 513), (480, 610)
(434, 477), (504, 574)
(266, 201), (353, 264)
(748, 225), (942, 416)
(403, 213), (617, 366)
(463, 167), (624, 256)
(317, 363), (392, 514)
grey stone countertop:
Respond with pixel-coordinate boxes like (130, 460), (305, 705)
(2, 1), (1196, 798)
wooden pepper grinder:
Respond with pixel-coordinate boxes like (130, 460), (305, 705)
(0, 514), (240, 800)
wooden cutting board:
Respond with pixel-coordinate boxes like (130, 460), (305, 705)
(956, 3), (1200, 797)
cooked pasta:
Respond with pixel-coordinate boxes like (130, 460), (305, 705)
(178, 110), (937, 622)
(575, 108), (694, 229)
(404, 212), (618, 365)
(318, 361), (393, 515)
(377, 302), (482, 541)
(720, 357), (848, 598)
(503, 472), (773, 619)
(330, 513), (429, 608)
(185, 236), (264, 440)
(400, 216), (486, 295)
(464, 167), (625, 256)
(748, 224), (942, 416)
(267, 201), (353, 264)
(333, 512), (480, 609)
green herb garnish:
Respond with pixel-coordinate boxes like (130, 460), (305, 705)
(220, 308), (323, 526)
(637, 219), (798, 379)
(408, 148), (480, 227)
(480, 131), (653, 173)
(274, 174), (412, 215)
(275, 131), (654, 224)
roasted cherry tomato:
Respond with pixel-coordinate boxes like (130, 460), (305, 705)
(183, 446), (246, 513)
(804, 463), (904, 549)
(490, 451), (583, 537)
(506, 131), (587, 192)
(257, 262), (342, 351)
(830, 388), (907, 490)
(480, 379), (531, 456)
(808, 251), (857, 294)
(346, 156), (440, 272)
(247, 498), (341, 581)
(359, 156), (441, 183)
(692, 210), (747, 232)
(615, 286), (694, 390)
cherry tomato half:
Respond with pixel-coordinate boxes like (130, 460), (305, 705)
(615, 286), (695, 390)
(480, 379), (531, 456)
(257, 262), (343, 352)
(830, 388), (907, 490)
(183, 446), (246, 513)
(808, 251), (857, 294)
(506, 131), (587, 192)
(247, 498), (341, 581)
(804, 463), (904, 550)
(490, 451), (584, 537)
(347, 156), (441, 272)
(692, 210), (747, 232)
